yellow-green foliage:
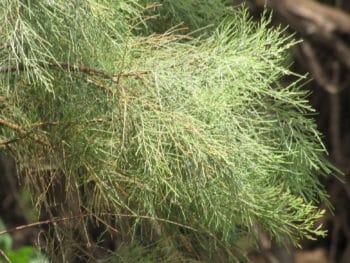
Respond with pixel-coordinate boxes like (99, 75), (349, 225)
(0, 1), (337, 262)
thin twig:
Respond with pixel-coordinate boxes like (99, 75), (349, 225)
(0, 248), (11, 263)
(0, 118), (48, 146)
(0, 117), (112, 147)
(0, 118), (26, 134)
(0, 216), (80, 237)
(86, 77), (116, 94)
(91, 213), (119, 234)
(0, 61), (151, 97)
(0, 213), (198, 237)
(119, 71), (149, 78)
(0, 61), (149, 82)
(0, 62), (111, 78)
(0, 137), (21, 148)
(31, 117), (113, 127)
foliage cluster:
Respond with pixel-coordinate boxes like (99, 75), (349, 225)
(0, 0), (337, 262)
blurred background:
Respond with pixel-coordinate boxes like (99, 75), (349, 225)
(1, 1), (350, 262)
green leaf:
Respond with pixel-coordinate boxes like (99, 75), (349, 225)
(0, 219), (12, 252)
(7, 246), (48, 263)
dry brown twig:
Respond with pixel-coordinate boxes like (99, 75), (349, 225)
(0, 118), (49, 147)
(0, 61), (150, 85)
(0, 213), (198, 237)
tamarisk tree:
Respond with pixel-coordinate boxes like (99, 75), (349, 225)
(0, 0), (338, 262)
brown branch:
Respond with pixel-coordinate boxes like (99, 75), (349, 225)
(0, 213), (198, 237)
(0, 137), (21, 148)
(86, 77), (116, 94)
(0, 216), (80, 236)
(0, 117), (114, 148)
(53, 62), (114, 79)
(0, 118), (48, 146)
(0, 61), (151, 97)
(120, 71), (149, 78)
(0, 61), (112, 78)
(30, 117), (113, 127)
(0, 118), (26, 134)
(0, 61), (149, 81)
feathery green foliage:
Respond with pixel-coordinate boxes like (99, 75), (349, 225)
(139, 0), (233, 34)
(0, 1), (337, 262)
